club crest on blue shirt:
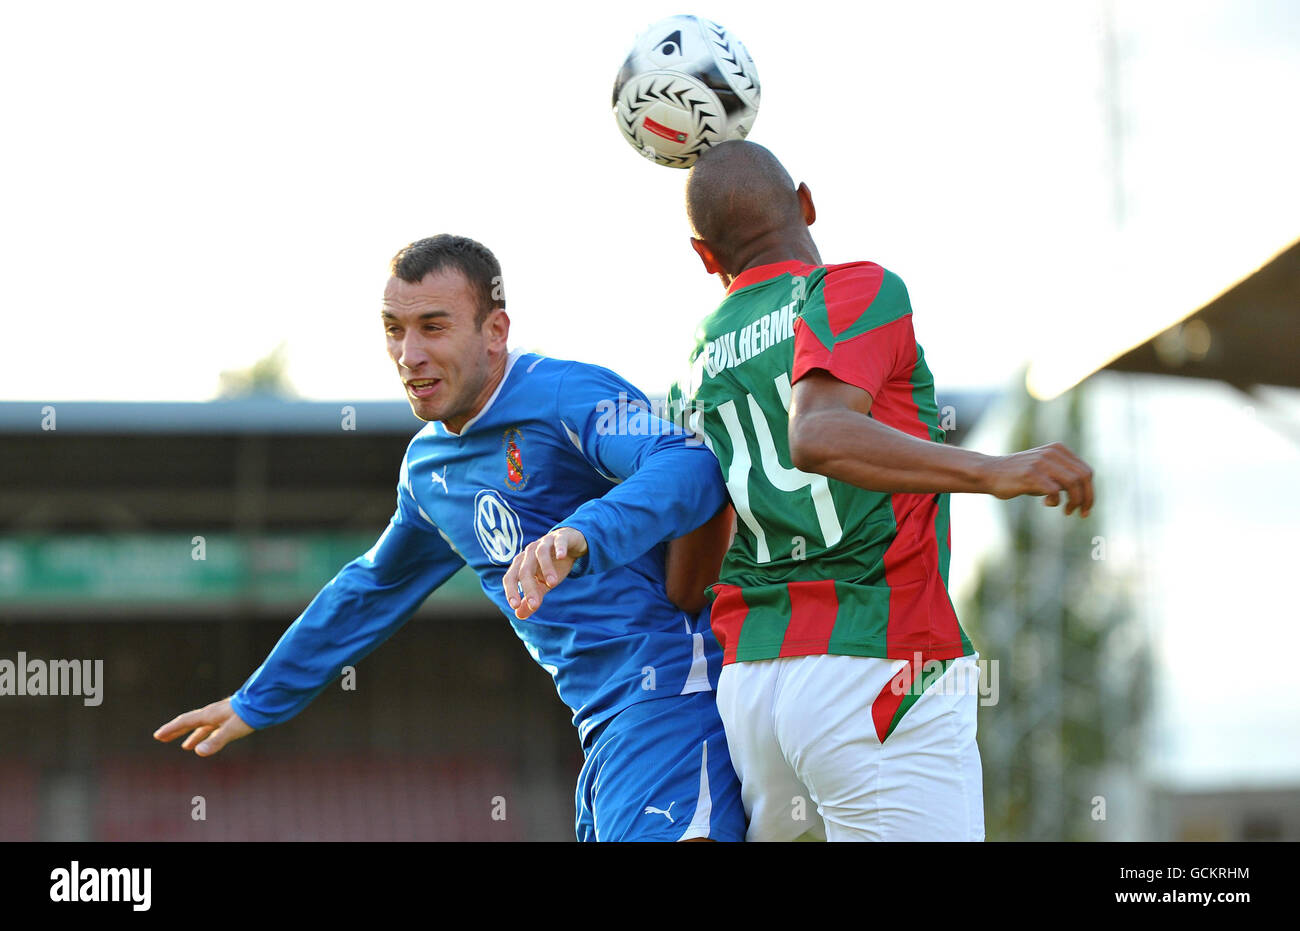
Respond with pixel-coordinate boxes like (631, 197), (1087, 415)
(503, 428), (529, 491)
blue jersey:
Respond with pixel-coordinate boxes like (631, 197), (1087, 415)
(230, 351), (729, 742)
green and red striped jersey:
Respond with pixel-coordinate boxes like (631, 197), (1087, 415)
(670, 259), (973, 665)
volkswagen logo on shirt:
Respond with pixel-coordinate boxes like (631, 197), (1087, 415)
(474, 489), (522, 564)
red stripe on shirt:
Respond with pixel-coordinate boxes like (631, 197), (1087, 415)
(880, 349), (964, 657)
(709, 583), (749, 665)
(883, 493), (941, 657)
(822, 263), (884, 337)
(791, 315), (913, 402)
(778, 579), (840, 656)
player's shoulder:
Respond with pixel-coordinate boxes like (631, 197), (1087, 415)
(507, 351), (569, 384)
(401, 418), (442, 468)
(820, 260), (907, 293)
(804, 261), (913, 326)
(524, 353), (643, 396)
(501, 353), (651, 432)
(396, 423), (438, 499)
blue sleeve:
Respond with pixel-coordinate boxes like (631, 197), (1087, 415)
(230, 462), (465, 729)
(551, 361), (728, 577)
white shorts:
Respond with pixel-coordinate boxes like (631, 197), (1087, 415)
(715, 652), (985, 842)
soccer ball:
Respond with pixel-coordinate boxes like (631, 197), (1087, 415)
(611, 14), (760, 168)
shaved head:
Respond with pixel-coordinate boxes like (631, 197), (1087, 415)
(685, 140), (807, 274)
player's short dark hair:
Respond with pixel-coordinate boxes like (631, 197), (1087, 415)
(389, 234), (505, 328)
(686, 141), (802, 272)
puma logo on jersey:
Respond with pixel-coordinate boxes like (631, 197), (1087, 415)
(430, 466), (449, 493)
(643, 801), (675, 823)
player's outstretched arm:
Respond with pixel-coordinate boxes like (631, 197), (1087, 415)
(788, 370), (1094, 517)
(153, 697), (254, 757)
(153, 480), (466, 748)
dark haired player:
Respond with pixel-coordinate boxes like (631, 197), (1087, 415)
(155, 235), (745, 842)
(675, 141), (1094, 840)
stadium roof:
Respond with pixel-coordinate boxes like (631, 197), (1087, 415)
(1028, 237), (1299, 398)
(1104, 237), (1300, 390)
(0, 392), (1000, 442)
(0, 399), (424, 434)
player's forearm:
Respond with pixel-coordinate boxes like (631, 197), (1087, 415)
(788, 408), (994, 495)
(231, 575), (411, 729)
(560, 442), (728, 577)
(232, 523), (460, 727)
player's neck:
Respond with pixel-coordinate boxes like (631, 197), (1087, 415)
(441, 350), (510, 436)
(726, 235), (821, 288)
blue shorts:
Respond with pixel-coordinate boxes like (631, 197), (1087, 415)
(575, 690), (747, 842)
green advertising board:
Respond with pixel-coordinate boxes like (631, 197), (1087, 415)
(0, 534), (486, 613)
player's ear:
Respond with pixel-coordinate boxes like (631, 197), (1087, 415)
(690, 237), (724, 277)
(797, 183), (816, 227)
(483, 307), (509, 351)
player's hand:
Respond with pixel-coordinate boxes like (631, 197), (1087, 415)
(153, 697), (254, 757)
(503, 527), (588, 620)
(983, 442), (1095, 517)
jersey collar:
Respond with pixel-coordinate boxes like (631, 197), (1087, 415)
(726, 260), (817, 295)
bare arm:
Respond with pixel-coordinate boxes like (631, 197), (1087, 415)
(787, 371), (1093, 517)
(664, 504), (734, 614)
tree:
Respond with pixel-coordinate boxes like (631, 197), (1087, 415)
(961, 381), (1151, 840)
(216, 343), (297, 399)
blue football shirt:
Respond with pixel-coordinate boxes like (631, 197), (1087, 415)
(231, 351), (729, 742)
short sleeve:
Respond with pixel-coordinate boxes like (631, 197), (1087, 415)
(791, 264), (915, 400)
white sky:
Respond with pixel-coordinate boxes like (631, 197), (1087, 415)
(1, 0), (1296, 402)
(1130, 382), (1300, 790)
